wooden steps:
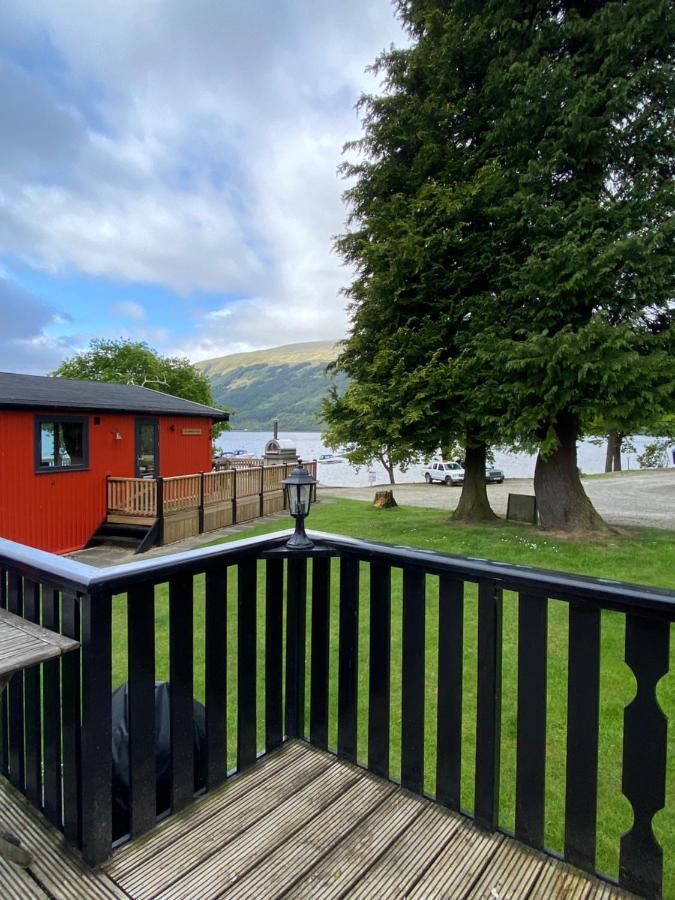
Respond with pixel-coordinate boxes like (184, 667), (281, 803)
(86, 518), (159, 554)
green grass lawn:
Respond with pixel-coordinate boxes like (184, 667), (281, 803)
(110, 500), (675, 892)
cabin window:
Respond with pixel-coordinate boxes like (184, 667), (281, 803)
(35, 416), (89, 472)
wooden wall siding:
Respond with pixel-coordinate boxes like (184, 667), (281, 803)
(0, 410), (215, 554)
(107, 478), (157, 516)
(0, 409), (134, 554)
(159, 418), (212, 477)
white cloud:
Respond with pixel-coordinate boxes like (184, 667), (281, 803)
(0, 276), (77, 373)
(0, 0), (407, 356)
(111, 300), (146, 322)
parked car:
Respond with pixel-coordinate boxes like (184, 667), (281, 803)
(485, 465), (504, 484)
(424, 461), (464, 485)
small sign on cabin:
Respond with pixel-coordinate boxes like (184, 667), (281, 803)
(181, 428), (202, 436)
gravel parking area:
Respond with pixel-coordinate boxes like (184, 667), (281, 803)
(319, 470), (675, 530)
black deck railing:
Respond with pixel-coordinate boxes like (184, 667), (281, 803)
(0, 531), (672, 898)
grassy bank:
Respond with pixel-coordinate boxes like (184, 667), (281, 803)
(110, 501), (675, 891)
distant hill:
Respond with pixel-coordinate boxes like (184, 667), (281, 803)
(196, 340), (347, 431)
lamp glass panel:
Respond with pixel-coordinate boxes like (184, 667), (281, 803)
(286, 484), (301, 516)
(298, 482), (312, 516)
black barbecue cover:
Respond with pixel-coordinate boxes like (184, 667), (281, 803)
(111, 681), (207, 840)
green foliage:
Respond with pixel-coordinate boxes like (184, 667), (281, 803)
(637, 440), (671, 468)
(53, 339), (230, 433)
(198, 341), (344, 431)
(321, 380), (426, 480)
(329, 0), (674, 526)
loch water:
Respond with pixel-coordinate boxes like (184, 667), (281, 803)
(215, 431), (670, 487)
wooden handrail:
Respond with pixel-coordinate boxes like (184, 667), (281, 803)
(107, 477), (157, 516)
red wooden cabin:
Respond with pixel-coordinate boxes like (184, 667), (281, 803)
(0, 372), (228, 554)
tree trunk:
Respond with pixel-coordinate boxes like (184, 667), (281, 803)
(604, 432), (615, 472)
(373, 490), (397, 509)
(453, 442), (498, 523)
(535, 412), (610, 532)
(379, 455), (396, 484)
(612, 432), (622, 471)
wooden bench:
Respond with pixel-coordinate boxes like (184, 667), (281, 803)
(0, 608), (79, 867)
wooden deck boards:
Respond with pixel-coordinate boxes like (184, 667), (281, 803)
(0, 778), (123, 898)
(0, 741), (636, 899)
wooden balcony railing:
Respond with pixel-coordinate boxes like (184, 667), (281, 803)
(107, 477), (157, 517)
(0, 532), (672, 897)
(105, 462), (317, 545)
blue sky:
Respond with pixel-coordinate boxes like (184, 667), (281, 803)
(0, 1), (405, 374)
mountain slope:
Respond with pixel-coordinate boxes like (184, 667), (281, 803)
(196, 340), (347, 431)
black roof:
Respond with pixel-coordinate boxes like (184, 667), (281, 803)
(0, 372), (229, 421)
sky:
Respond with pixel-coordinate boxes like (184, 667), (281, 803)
(0, 0), (406, 374)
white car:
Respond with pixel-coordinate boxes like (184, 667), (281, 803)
(424, 461), (465, 485)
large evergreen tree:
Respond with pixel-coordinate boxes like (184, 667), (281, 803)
(331, 0), (674, 530)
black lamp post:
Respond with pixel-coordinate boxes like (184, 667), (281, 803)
(282, 460), (317, 549)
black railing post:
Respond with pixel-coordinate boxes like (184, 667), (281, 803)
(265, 559), (284, 751)
(61, 591), (81, 848)
(7, 571), (24, 791)
(0, 567), (7, 778)
(619, 614), (669, 899)
(156, 476), (164, 545)
(127, 583), (157, 836)
(515, 592), (548, 849)
(169, 574), (195, 812)
(564, 602), (600, 872)
(285, 557), (307, 739)
(237, 559), (258, 768)
(310, 556), (331, 750)
(436, 575), (463, 810)
(367, 562), (391, 779)
(401, 567), (425, 794)
(205, 568), (228, 787)
(22, 579), (42, 808)
(474, 577), (503, 831)
(337, 557), (359, 762)
(80, 589), (113, 865)
(198, 472), (205, 534)
(41, 584), (62, 826)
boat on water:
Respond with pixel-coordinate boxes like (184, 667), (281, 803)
(319, 453), (346, 464)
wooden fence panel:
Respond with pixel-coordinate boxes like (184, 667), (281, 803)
(203, 471), (234, 504)
(163, 475), (201, 514)
(235, 467), (263, 498)
(236, 496), (261, 523)
(107, 478), (157, 516)
(106, 461), (315, 543)
(262, 465), (285, 492)
(262, 491), (285, 516)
